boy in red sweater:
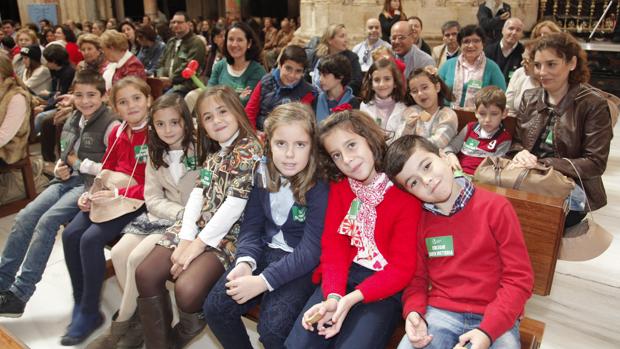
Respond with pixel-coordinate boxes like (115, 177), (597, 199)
(385, 135), (534, 349)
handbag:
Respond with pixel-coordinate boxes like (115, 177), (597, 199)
(472, 157), (575, 199)
(558, 158), (613, 261)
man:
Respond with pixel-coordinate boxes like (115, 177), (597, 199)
(477, 0), (511, 44)
(432, 21), (461, 68)
(352, 18), (391, 72)
(484, 17), (524, 84)
(408, 16), (431, 55)
(157, 11), (206, 95)
(264, 18), (296, 69)
(2, 20), (16, 39)
(390, 21), (435, 79)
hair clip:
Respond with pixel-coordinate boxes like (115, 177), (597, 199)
(423, 65), (438, 77)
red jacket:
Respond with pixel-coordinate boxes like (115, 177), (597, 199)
(315, 179), (421, 303)
(102, 123), (148, 200)
(402, 187), (534, 341)
(66, 42), (84, 66)
(113, 54), (146, 83)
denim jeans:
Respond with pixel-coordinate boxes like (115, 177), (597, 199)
(0, 175), (84, 302)
(397, 306), (520, 349)
(34, 108), (56, 135)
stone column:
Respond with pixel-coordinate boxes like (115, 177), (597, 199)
(144, 0), (158, 20)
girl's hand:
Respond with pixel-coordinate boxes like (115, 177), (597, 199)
(171, 238), (207, 278)
(446, 153), (463, 172)
(239, 86), (252, 99)
(405, 311), (433, 348)
(170, 239), (191, 265)
(301, 298), (338, 332)
(511, 150), (538, 169)
(90, 189), (115, 202)
(457, 329), (491, 349)
(77, 192), (91, 212)
(321, 290), (364, 339)
(226, 262), (252, 281)
(225, 275), (267, 304)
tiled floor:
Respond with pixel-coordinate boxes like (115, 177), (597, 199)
(1, 121), (619, 348)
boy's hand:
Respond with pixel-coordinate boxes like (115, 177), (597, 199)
(226, 262), (252, 281)
(405, 312), (433, 348)
(54, 160), (71, 181)
(225, 275), (267, 304)
(458, 329), (491, 349)
(53, 106), (72, 125)
(77, 192), (91, 212)
(302, 298), (337, 332)
(322, 290), (364, 339)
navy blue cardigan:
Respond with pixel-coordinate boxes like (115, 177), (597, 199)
(235, 180), (329, 290)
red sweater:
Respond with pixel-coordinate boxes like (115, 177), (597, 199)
(315, 179), (421, 303)
(102, 124), (148, 200)
(66, 42), (84, 66)
(402, 187), (533, 341)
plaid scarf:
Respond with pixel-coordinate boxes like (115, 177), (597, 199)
(338, 173), (392, 270)
(424, 176), (475, 216)
(453, 52), (486, 109)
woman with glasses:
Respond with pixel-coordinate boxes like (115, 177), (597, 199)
(505, 40), (539, 117)
(438, 24), (506, 110)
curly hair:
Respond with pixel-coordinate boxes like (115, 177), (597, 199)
(530, 32), (590, 85)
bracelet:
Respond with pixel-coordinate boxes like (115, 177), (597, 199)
(327, 293), (342, 302)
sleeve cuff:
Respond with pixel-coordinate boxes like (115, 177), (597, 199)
(476, 327), (494, 345)
(236, 257), (257, 272)
(259, 273), (274, 292)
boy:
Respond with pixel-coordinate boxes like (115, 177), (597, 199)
(445, 86), (512, 175)
(245, 45), (316, 131)
(0, 70), (119, 317)
(313, 53), (360, 122)
(384, 135), (534, 349)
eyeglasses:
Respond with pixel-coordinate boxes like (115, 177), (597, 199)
(461, 38), (482, 46)
(390, 32), (412, 42)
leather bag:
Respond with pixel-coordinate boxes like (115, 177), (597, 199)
(89, 169), (144, 223)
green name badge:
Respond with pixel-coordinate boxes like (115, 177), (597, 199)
(463, 137), (480, 150)
(200, 168), (213, 187)
(425, 235), (454, 257)
(545, 130), (553, 145)
(134, 145), (148, 163)
(348, 199), (361, 217)
(183, 155), (197, 170)
(468, 79), (482, 90)
(292, 205), (307, 222)
(60, 139), (69, 153)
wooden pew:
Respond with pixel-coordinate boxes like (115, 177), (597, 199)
(146, 77), (172, 100)
(0, 325), (27, 349)
(0, 155), (37, 218)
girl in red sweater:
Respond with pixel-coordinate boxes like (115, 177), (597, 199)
(285, 109), (422, 349)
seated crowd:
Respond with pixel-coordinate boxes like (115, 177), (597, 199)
(0, 1), (614, 348)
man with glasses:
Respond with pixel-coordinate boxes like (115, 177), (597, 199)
(352, 18), (391, 72)
(432, 21), (461, 68)
(390, 21), (434, 78)
(157, 12), (206, 96)
(484, 17), (524, 84)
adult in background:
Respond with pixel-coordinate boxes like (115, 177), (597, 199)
(408, 16), (431, 55)
(477, 0), (511, 44)
(379, 0), (407, 43)
(484, 17), (524, 84)
(505, 40), (538, 117)
(157, 11), (206, 96)
(390, 21), (435, 79)
(0, 54), (31, 166)
(352, 18), (391, 72)
(263, 18), (296, 70)
(432, 21), (460, 68)
(100, 30), (146, 91)
(438, 24), (506, 110)
(308, 24), (363, 96)
(120, 21), (140, 56)
(530, 20), (562, 39)
(135, 24), (165, 77)
(51, 25), (83, 67)
(77, 34), (108, 74)
(204, 25), (226, 79)
(12, 29), (41, 78)
(510, 32), (613, 230)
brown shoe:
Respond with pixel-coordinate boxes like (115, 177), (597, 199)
(171, 310), (206, 349)
(86, 311), (132, 349)
(117, 310), (143, 349)
(138, 293), (173, 349)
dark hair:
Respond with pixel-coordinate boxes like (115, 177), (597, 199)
(209, 24), (226, 54)
(278, 45), (308, 68)
(72, 69), (106, 95)
(318, 53), (351, 87)
(406, 67), (455, 106)
(42, 29), (54, 45)
(55, 24), (77, 43)
(43, 44), (70, 66)
(361, 57), (405, 103)
(408, 16), (423, 29)
(1, 36), (15, 50)
(173, 11), (191, 23)
(318, 109), (389, 182)
(120, 21), (136, 34)
(530, 32), (590, 85)
(39, 19), (51, 27)
(136, 24), (158, 42)
(475, 86), (506, 111)
(2, 20), (15, 27)
(25, 23), (39, 33)
(148, 94), (195, 169)
(384, 135), (439, 187)
(441, 20), (460, 34)
(224, 22), (262, 64)
(457, 24), (486, 46)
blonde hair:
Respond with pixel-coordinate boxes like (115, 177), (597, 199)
(0, 55), (29, 92)
(263, 103), (319, 205)
(100, 30), (129, 52)
(16, 29), (38, 45)
(530, 20), (562, 39)
(77, 33), (102, 50)
(315, 24), (345, 59)
(371, 46), (395, 62)
(109, 76), (151, 110)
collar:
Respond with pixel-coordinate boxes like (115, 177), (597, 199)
(272, 67), (300, 90)
(219, 129), (240, 148)
(500, 40), (518, 56)
(116, 50), (133, 68)
(472, 121), (505, 139)
(535, 83), (580, 114)
(423, 176), (475, 216)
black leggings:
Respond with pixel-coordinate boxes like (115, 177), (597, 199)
(565, 210), (587, 229)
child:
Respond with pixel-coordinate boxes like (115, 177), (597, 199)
(0, 54), (31, 165)
(60, 76), (151, 346)
(134, 86), (262, 349)
(245, 45), (316, 131)
(205, 102), (329, 349)
(445, 86), (512, 175)
(285, 109), (421, 349)
(313, 54), (360, 123)
(0, 70), (118, 318)
(360, 57), (407, 135)
(384, 135), (534, 349)
(399, 66), (458, 149)
(87, 94), (199, 349)
(20, 44), (52, 99)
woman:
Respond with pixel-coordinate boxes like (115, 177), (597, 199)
(505, 41), (539, 117)
(0, 55), (31, 166)
(12, 28), (40, 78)
(510, 32), (613, 228)
(204, 25), (226, 79)
(438, 24), (506, 110)
(51, 25), (83, 66)
(379, 0), (406, 43)
(20, 45), (52, 98)
(136, 24), (165, 76)
(530, 20), (562, 39)
(100, 30), (146, 91)
(308, 24), (363, 96)
(120, 21), (140, 56)
(76, 33), (108, 74)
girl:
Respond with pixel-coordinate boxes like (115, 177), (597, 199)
(60, 77), (151, 346)
(285, 109), (421, 349)
(87, 94), (199, 349)
(360, 58), (407, 137)
(135, 86), (262, 349)
(0, 54), (31, 165)
(120, 21), (140, 56)
(400, 67), (458, 150)
(20, 44), (52, 99)
(204, 103), (329, 349)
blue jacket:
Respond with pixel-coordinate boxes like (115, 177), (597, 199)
(235, 179), (329, 290)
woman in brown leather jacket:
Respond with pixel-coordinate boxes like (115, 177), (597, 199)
(510, 32), (613, 228)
